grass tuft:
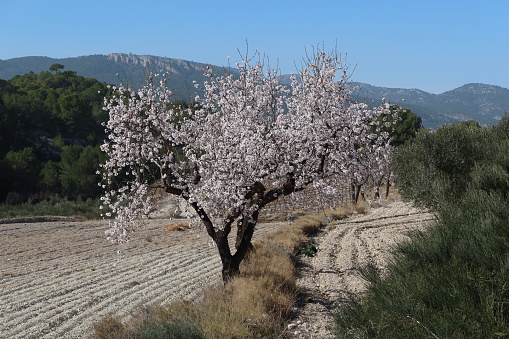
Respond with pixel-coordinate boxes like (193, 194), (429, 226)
(92, 315), (130, 339)
(160, 221), (190, 232)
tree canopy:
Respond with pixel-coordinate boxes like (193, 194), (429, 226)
(392, 119), (509, 209)
(49, 63), (65, 73)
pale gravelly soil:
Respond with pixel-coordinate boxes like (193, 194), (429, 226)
(285, 200), (436, 338)
(0, 214), (285, 339)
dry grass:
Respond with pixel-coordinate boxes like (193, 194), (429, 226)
(194, 294), (252, 339)
(92, 315), (129, 339)
(160, 221), (190, 232)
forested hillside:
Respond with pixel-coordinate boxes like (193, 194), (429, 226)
(0, 54), (221, 101)
(0, 68), (111, 203)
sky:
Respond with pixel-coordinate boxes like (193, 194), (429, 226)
(1, 0), (508, 94)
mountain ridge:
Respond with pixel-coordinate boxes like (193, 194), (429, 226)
(1, 54), (508, 128)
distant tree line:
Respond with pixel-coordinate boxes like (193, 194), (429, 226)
(0, 66), (112, 203)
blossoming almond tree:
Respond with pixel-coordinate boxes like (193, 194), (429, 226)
(347, 129), (395, 204)
(100, 48), (395, 281)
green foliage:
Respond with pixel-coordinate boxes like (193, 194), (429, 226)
(389, 106), (423, 147)
(392, 122), (505, 208)
(296, 241), (318, 257)
(375, 105), (422, 147)
(4, 147), (37, 172)
(39, 160), (61, 192)
(49, 63), (64, 73)
(60, 145), (106, 199)
(2, 70), (110, 143)
(0, 70), (112, 205)
(0, 196), (105, 220)
(335, 188), (509, 338)
(335, 119), (509, 338)
(1, 148), (39, 201)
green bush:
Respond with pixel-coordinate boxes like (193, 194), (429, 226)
(296, 241), (318, 257)
(392, 122), (506, 208)
(335, 190), (509, 338)
(335, 120), (509, 338)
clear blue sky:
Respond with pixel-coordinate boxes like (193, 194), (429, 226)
(1, 0), (508, 94)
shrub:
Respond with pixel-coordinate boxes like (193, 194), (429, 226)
(392, 122), (505, 208)
(336, 190), (509, 338)
(92, 315), (130, 339)
(0, 196), (104, 220)
(335, 120), (509, 338)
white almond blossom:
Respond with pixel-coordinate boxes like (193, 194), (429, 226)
(100, 48), (395, 281)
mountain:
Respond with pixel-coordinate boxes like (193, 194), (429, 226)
(1, 54), (508, 128)
(0, 54), (225, 101)
(350, 82), (509, 128)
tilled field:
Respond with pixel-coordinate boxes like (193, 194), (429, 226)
(0, 216), (285, 339)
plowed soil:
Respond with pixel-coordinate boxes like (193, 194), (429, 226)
(0, 216), (285, 339)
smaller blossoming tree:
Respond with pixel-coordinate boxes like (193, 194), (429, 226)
(100, 48), (395, 281)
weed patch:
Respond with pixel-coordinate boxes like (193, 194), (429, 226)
(296, 241), (318, 257)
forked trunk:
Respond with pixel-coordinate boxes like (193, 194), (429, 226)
(190, 190), (262, 283)
(219, 254), (242, 282)
(215, 213), (258, 283)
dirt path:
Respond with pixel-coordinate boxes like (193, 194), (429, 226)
(286, 200), (436, 338)
(0, 216), (285, 339)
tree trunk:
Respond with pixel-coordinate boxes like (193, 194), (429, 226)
(212, 234), (237, 282)
(351, 183), (356, 204)
(217, 212), (258, 283)
(375, 178), (383, 200)
(385, 178), (391, 198)
(189, 198), (257, 282)
(219, 253), (242, 283)
(354, 184), (362, 204)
